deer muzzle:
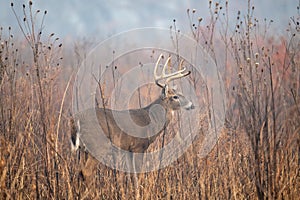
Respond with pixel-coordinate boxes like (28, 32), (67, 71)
(183, 101), (195, 110)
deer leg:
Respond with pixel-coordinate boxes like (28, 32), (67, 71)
(132, 154), (143, 199)
(80, 153), (98, 184)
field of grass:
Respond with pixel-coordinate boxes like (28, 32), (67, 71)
(0, 1), (299, 199)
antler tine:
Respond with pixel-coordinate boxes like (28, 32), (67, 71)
(161, 56), (171, 77)
(154, 54), (165, 88)
(154, 54), (191, 87)
(165, 59), (190, 85)
(179, 59), (184, 70)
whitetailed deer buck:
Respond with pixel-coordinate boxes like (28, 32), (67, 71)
(71, 54), (194, 180)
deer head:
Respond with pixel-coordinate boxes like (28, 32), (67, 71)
(152, 54), (194, 112)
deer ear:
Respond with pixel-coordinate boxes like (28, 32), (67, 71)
(161, 85), (169, 99)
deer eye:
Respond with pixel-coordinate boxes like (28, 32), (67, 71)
(172, 95), (179, 100)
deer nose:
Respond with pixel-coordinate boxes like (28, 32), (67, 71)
(183, 101), (194, 110)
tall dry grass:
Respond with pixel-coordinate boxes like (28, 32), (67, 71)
(0, 0), (299, 199)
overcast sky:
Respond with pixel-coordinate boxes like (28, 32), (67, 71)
(1, 0), (298, 40)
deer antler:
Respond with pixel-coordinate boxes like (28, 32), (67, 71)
(154, 54), (191, 88)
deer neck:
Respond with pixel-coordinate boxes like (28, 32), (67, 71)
(145, 97), (173, 127)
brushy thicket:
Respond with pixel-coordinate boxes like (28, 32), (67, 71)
(0, 0), (299, 199)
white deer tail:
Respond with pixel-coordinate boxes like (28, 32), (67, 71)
(70, 119), (80, 152)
